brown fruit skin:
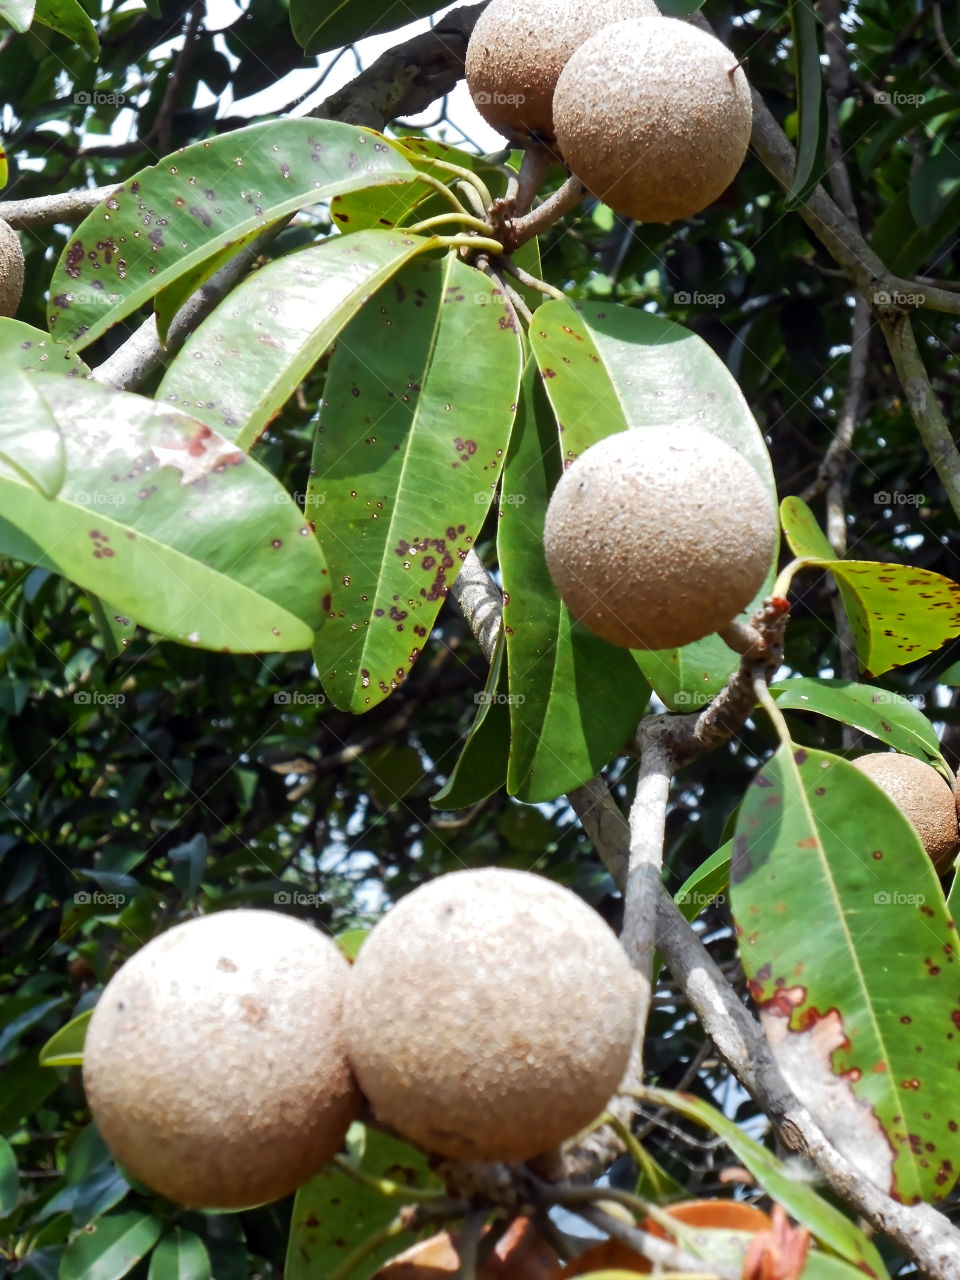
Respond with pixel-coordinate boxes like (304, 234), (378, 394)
(543, 425), (777, 651)
(0, 219), (24, 317)
(344, 868), (640, 1163)
(853, 753), (960, 873)
(465, 0), (660, 143)
(82, 910), (361, 1208)
(553, 18), (753, 223)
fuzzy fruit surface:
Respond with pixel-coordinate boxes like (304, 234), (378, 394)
(543, 425), (777, 651)
(82, 909), (360, 1208)
(465, 0), (660, 143)
(553, 17), (752, 223)
(853, 752), (960, 873)
(0, 219), (24, 318)
(344, 867), (640, 1162)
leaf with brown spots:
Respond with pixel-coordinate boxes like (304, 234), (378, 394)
(732, 745), (960, 1204)
(48, 119), (418, 349)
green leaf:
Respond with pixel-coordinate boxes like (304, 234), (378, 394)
(153, 223), (269, 347)
(499, 361), (651, 802)
(0, 318), (90, 374)
(529, 299), (777, 708)
(870, 184), (960, 277)
(309, 253), (522, 712)
(770, 677), (946, 769)
(86, 595), (137, 660)
(859, 93), (960, 179)
(655, 0), (706, 13)
(39, 1008), (91, 1067)
(60, 1212), (164, 1280)
(780, 494), (836, 560)
(0, 374), (326, 652)
(673, 840), (731, 921)
(286, 1126), (439, 1280)
(289, 0), (441, 54)
(732, 745), (960, 1204)
(785, 0), (828, 208)
(909, 148), (960, 231)
(34, 0), (97, 57)
(158, 229), (433, 449)
(431, 631), (510, 809)
(335, 928), (368, 962)
(147, 1229), (211, 1280)
(0, 358), (65, 496)
(642, 1087), (889, 1278)
(0, 1135), (17, 1215)
(48, 120), (417, 348)
(0, 0), (33, 34)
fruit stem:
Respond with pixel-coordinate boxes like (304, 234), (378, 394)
(501, 259), (565, 301)
(496, 174), (587, 253)
(415, 172), (477, 217)
(772, 555), (824, 598)
(406, 212), (497, 237)
(421, 156), (494, 215)
(513, 141), (555, 217)
(436, 234), (506, 256)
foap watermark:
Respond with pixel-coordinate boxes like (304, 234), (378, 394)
(473, 90), (525, 107)
(874, 90), (925, 107)
(75, 491), (127, 507)
(474, 691), (525, 706)
(75, 90), (126, 107)
(673, 290), (726, 308)
(274, 491), (326, 506)
(676, 890), (726, 907)
(74, 691), (125, 706)
(274, 691), (326, 706)
(873, 490), (926, 507)
(75, 890), (126, 907)
(673, 690), (712, 707)
(873, 289), (925, 307)
(474, 491), (526, 505)
(874, 890), (925, 905)
(274, 890), (325, 906)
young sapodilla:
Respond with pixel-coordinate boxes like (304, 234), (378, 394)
(344, 867), (640, 1162)
(852, 752), (959, 873)
(543, 425), (777, 651)
(82, 909), (360, 1208)
(553, 17), (753, 223)
(0, 219), (24, 317)
(465, 0), (660, 143)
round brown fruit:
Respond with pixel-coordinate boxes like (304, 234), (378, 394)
(852, 752), (959, 873)
(543, 425), (777, 651)
(0, 219), (25, 317)
(553, 17), (752, 223)
(343, 867), (639, 1163)
(465, 0), (661, 143)
(82, 909), (360, 1208)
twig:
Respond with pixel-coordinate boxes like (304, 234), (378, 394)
(0, 185), (119, 229)
(449, 549), (502, 660)
(493, 175), (586, 253)
(933, 4), (960, 72)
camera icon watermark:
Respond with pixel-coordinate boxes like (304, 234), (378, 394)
(74, 90), (126, 107)
(674, 690), (712, 707)
(474, 691), (525, 706)
(673, 290), (725, 308)
(874, 890), (925, 905)
(874, 90), (925, 107)
(873, 490), (926, 507)
(676, 890), (726, 906)
(273, 691), (326, 706)
(473, 91), (525, 106)
(273, 491), (326, 506)
(274, 890), (325, 906)
(74, 691), (125, 706)
(873, 289), (925, 307)
(74, 890), (126, 907)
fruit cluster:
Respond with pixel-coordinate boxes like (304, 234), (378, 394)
(466, 0), (753, 223)
(82, 868), (640, 1209)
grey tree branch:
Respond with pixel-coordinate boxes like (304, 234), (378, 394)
(0, 185), (119, 229)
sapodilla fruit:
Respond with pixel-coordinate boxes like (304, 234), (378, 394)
(852, 752), (959, 873)
(465, 0), (661, 143)
(0, 219), (24, 317)
(344, 868), (640, 1163)
(82, 910), (360, 1208)
(553, 18), (753, 223)
(543, 425), (777, 651)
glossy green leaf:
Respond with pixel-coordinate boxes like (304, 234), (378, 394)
(642, 1087), (889, 1278)
(48, 120), (417, 348)
(770, 677), (946, 769)
(0, 358), (65, 496)
(60, 1211), (164, 1280)
(38, 1008), (91, 1067)
(0, 1135), (17, 1215)
(87, 595), (137, 660)
(153, 222), (269, 346)
(0, 318), (89, 374)
(335, 927), (368, 961)
(158, 229), (433, 450)
(499, 361), (651, 803)
(785, 0), (828, 208)
(870, 184), (960, 277)
(289, 0), (440, 54)
(432, 630), (510, 808)
(34, 0), (97, 57)
(309, 253), (522, 712)
(148, 1229), (211, 1280)
(0, 375), (326, 651)
(529, 299), (777, 708)
(780, 494), (836, 561)
(732, 745), (960, 1205)
(0, 0), (33, 33)
(286, 1125), (439, 1280)
(673, 839), (731, 921)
